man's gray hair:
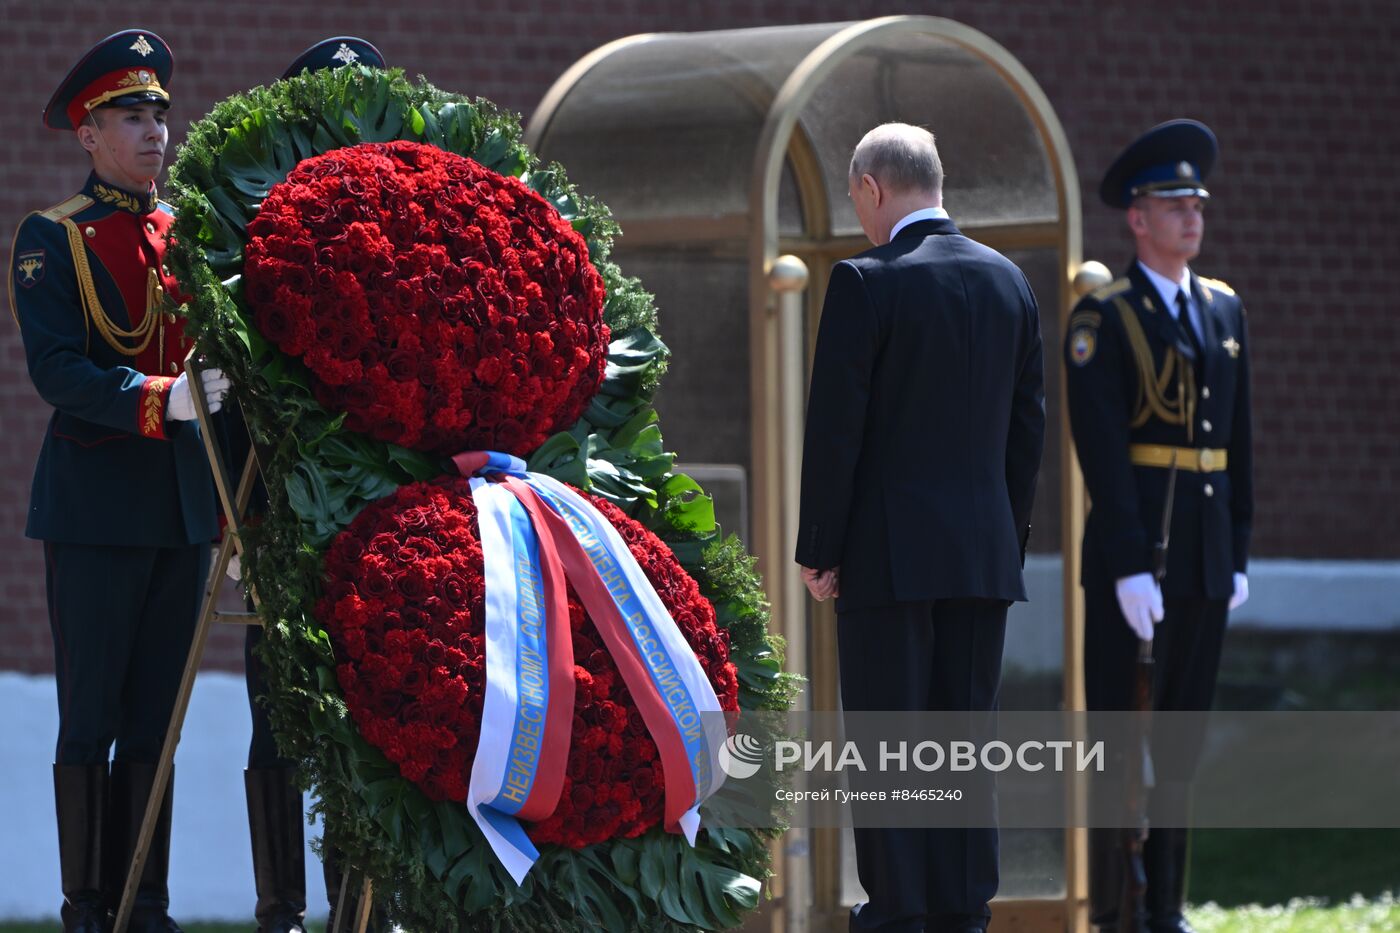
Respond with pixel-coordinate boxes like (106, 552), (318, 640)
(848, 123), (944, 195)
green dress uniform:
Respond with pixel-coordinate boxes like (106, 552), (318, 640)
(9, 29), (210, 933)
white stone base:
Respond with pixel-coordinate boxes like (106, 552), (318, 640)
(0, 671), (328, 922)
(1003, 557), (1400, 674)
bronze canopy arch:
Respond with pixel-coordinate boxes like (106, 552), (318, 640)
(527, 17), (1098, 932)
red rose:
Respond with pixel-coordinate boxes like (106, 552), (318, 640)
(246, 141), (610, 456)
(319, 477), (738, 847)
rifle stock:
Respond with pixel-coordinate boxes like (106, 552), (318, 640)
(1118, 457), (1174, 933)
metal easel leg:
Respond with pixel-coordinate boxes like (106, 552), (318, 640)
(112, 355), (262, 932)
(328, 867), (374, 933)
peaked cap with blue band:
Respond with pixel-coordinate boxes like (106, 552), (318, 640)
(1099, 119), (1219, 209)
(283, 36), (385, 79)
(43, 29), (172, 131)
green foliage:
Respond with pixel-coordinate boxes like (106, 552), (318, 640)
(166, 65), (791, 931)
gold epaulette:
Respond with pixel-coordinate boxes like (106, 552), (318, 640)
(1091, 277), (1132, 302)
(38, 194), (94, 223)
(1198, 276), (1235, 296)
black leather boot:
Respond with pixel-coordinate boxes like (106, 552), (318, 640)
(107, 760), (182, 933)
(245, 768), (307, 933)
(1146, 826), (1195, 933)
(54, 763), (109, 933)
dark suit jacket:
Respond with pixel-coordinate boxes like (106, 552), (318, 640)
(795, 217), (1046, 610)
(1064, 261), (1253, 600)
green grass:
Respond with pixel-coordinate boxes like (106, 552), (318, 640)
(4, 901), (1400, 932)
(1188, 895), (1400, 932)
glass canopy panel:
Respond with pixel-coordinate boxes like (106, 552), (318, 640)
(532, 24), (847, 230)
(797, 30), (1058, 236)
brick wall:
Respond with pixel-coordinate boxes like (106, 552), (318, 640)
(3, 0), (1397, 671)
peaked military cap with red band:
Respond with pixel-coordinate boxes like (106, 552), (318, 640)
(1099, 118), (1219, 209)
(282, 36), (385, 79)
(43, 29), (173, 131)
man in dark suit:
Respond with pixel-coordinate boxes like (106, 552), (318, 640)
(796, 123), (1046, 933)
(9, 30), (229, 933)
(1065, 120), (1253, 933)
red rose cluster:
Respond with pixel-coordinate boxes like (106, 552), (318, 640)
(317, 477), (740, 848)
(243, 141), (609, 456)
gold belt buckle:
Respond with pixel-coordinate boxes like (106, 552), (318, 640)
(1198, 449), (1215, 471)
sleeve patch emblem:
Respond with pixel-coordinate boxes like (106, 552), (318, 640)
(16, 249), (45, 287)
(1070, 328), (1097, 366)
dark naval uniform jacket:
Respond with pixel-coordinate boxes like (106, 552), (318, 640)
(1064, 261), (1253, 600)
(9, 172), (217, 547)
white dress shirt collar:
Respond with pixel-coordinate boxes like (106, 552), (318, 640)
(1137, 260), (1193, 317)
(1138, 260), (1205, 340)
(889, 206), (950, 241)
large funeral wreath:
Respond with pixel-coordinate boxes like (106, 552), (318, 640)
(165, 65), (797, 931)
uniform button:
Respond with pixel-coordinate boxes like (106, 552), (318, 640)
(1202, 386), (1211, 399)
(170, 362), (179, 375)
(1202, 420), (1213, 432)
(84, 226), (96, 238)
(1204, 484), (1215, 497)
(145, 222), (156, 234)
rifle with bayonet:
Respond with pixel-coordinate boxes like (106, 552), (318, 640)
(1118, 454), (1177, 933)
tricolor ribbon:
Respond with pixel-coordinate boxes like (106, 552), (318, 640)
(458, 451), (728, 884)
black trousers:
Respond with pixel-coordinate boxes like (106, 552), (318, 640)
(838, 598), (1008, 933)
(46, 541), (210, 765)
(1083, 582), (1229, 925)
(246, 623), (295, 770)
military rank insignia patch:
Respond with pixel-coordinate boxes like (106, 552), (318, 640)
(16, 249), (45, 288)
(1070, 327), (1097, 366)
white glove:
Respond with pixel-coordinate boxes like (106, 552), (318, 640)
(1229, 572), (1249, 611)
(226, 553), (241, 583)
(166, 368), (230, 421)
(1115, 572), (1164, 641)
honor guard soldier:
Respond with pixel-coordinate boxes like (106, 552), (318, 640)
(1065, 120), (1254, 933)
(234, 36), (387, 933)
(281, 35), (385, 77)
(9, 30), (230, 933)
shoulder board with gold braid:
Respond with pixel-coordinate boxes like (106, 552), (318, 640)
(1091, 277), (1132, 302)
(38, 194), (94, 223)
(1198, 275), (1235, 297)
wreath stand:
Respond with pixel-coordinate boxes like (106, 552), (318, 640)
(112, 354), (376, 933)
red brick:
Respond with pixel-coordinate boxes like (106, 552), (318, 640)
(3, 0), (1398, 671)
